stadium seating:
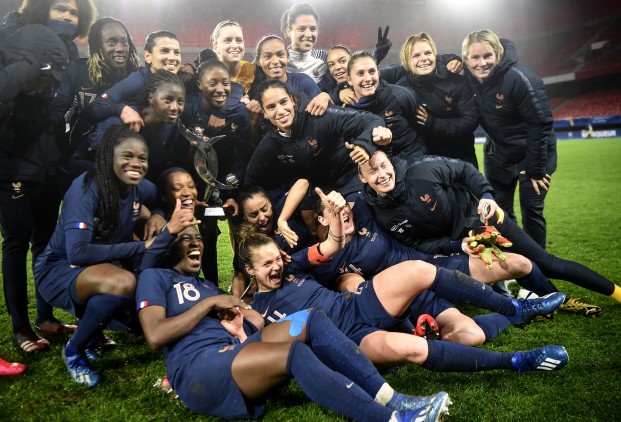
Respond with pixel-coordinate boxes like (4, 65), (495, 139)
(553, 90), (621, 119)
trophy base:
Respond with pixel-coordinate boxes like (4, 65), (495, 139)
(204, 207), (226, 217)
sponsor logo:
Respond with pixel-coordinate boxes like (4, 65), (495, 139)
(133, 202), (141, 220)
(307, 138), (321, 155)
(419, 193), (438, 211)
(390, 219), (409, 234)
(11, 182), (24, 199)
(445, 95), (453, 111)
(495, 92), (504, 110)
(277, 154), (295, 164)
(261, 306), (270, 318)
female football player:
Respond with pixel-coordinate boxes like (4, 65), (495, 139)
(241, 188), (567, 374)
(136, 227), (451, 419)
(34, 124), (195, 386)
(84, 30), (181, 130)
(358, 149), (621, 306)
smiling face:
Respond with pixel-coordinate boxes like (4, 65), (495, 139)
(259, 38), (288, 81)
(148, 83), (185, 124)
(409, 41), (436, 76)
(145, 37), (181, 73)
(198, 66), (231, 110)
(113, 137), (148, 188)
(49, 0), (78, 26)
(358, 151), (396, 196)
(348, 56), (379, 98)
(100, 22), (129, 70)
(319, 202), (356, 241)
(241, 194), (274, 234)
(260, 86), (295, 134)
(213, 24), (245, 66)
(244, 242), (283, 292)
(288, 14), (318, 53)
(162, 171), (197, 212)
(172, 226), (203, 276)
(327, 48), (350, 84)
(465, 41), (497, 83)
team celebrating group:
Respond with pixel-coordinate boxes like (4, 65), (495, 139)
(1, 0), (619, 420)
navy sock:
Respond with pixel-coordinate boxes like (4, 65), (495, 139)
(473, 313), (511, 342)
(66, 294), (133, 355)
(305, 309), (386, 397)
(516, 263), (557, 295)
(287, 341), (393, 421)
(430, 267), (516, 316)
(421, 339), (514, 372)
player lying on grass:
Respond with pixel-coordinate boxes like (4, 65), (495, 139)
(243, 188), (568, 374)
(135, 223), (451, 421)
(276, 179), (565, 346)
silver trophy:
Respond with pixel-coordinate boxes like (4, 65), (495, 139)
(178, 121), (240, 217)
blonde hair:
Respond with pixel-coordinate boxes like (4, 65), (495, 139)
(211, 20), (243, 45)
(461, 29), (504, 62)
(399, 32), (437, 72)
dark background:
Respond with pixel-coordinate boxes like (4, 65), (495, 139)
(1, 0), (620, 68)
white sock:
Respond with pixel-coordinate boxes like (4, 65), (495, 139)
(375, 382), (395, 406)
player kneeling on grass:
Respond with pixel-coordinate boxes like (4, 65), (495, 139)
(243, 188), (568, 376)
(135, 224), (450, 421)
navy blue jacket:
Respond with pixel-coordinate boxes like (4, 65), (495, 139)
(382, 55), (479, 166)
(464, 39), (557, 179)
(244, 95), (384, 195)
(364, 155), (494, 255)
(0, 17), (70, 182)
(347, 81), (427, 161)
(83, 67), (151, 123)
(181, 89), (250, 199)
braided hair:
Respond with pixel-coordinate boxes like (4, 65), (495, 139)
(142, 68), (185, 105)
(84, 124), (147, 241)
(87, 17), (141, 88)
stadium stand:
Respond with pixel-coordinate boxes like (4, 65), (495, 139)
(553, 90), (621, 119)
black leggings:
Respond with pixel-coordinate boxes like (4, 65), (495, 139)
(0, 178), (61, 327)
(491, 216), (614, 296)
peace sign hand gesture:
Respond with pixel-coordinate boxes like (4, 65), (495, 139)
(374, 25), (392, 63)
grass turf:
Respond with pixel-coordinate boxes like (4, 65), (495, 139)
(0, 138), (620, 421)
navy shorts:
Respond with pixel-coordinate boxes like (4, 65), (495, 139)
(333, 278), (409, 345)
(427, 253), (470, 274)
(410, 254), (468, 320)
(173, 331), (266, 419)
(409, 290), (454, 320)
(34, 256), (86, 315)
